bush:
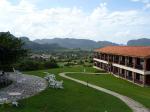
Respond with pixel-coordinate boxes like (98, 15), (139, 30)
(83, 64), (92, 67)
(44, 61), (59, 69)
(64, 62), (76, 67)
(16, 60), (41, 71)
(15, 58), (59, 71)
(78, 60), (84, 65)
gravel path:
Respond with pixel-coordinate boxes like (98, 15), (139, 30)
(59, 72), (150, 112)
(0, 73), (47, 102)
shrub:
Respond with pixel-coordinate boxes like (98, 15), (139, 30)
(44, 61), (59, 69)
(16, 60), (42, 71)
(15, 58), (59, 71)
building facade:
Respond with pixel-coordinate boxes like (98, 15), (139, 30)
(93, 46), (150, 86)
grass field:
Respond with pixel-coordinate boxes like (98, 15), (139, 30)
(0, 66), (131, 112)
(68, 72), (150, 109)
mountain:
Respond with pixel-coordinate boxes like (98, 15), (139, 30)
(97, 41), (118, 48)
(127, 38), (150, 46)
(20, 37), (66, 52)
(34, 38), (119, 49)
(34, 38), (97, 49)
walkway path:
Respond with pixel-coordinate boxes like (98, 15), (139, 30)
(59, 72), (150, 112)
(0, 72), (47, 102)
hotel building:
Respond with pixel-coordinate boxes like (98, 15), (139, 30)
(93, 46), (150, 86)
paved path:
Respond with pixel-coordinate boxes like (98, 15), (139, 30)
(0, 73), (47, 102)
(59, 72), (150, 112)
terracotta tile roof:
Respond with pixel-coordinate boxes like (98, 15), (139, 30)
(95, 46), (150, 58)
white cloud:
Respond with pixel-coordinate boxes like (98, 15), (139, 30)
(145, 3), (150, 8)
(0, 0), (150, 44)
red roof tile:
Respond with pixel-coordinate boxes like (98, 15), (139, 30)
(95, 46), (150, 58)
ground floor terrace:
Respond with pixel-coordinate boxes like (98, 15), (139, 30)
(94, 61), (150, 86)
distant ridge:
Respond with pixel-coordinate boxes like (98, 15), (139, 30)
(20, 37), (66, 52)
(127, 38), (150, 46)
(34, 38), (119, 49)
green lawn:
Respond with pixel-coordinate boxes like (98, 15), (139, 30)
(68, 72), (150, 109)
(0, 66), (131, 112)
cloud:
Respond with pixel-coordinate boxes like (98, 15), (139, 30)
(0, 0), (150, 44)
(131, 0), (150, 9)
(145, 3), (150, 8)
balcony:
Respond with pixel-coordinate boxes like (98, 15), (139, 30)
(97, 56), (101, 59)
(108, 59), (113, 63)
(93, 55), (98, 58)
(134, 79), (143, 84)
(94, 62), (97, 66)
(101, 57), (105, 60)
(119, 73), (125, 78)
(103, 59), (107, 61)
(120, 61), (125, 65)
(135, 65), (143, 70)
(114, 72), (119, 75)
(126, 77), (133, 81)
(114, 59), (119, 64)
(126, 63), (133, 67)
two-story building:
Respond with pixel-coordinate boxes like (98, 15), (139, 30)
(93, 46), (150, 86)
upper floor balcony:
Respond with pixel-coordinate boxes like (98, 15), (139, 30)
(126, 62), (133, 68)
(94, 52), (150, 71)
(120, 61), (125, 65)
(135, 64), (143, 70)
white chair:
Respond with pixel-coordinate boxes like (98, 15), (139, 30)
(49, 81), (56, 88)
(12, 101), (19, 107)
(55, 81), (63, 89)
(44, 73), (64, 89)
(44, 73), (56, 81)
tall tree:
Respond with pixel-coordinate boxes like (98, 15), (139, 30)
(0, 32), (28, 71)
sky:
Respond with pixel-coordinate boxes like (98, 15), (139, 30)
(0, 0), (150, 44)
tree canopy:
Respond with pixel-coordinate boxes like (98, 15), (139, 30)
(0, 32), (28, 71)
